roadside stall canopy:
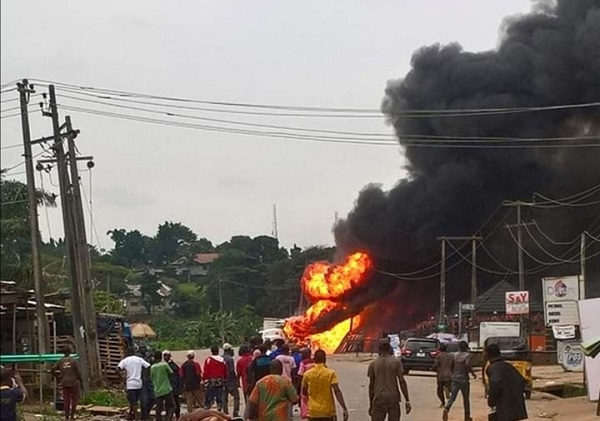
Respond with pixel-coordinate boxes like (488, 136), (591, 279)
(130, 323), (156, 338)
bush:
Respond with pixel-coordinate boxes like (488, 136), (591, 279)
(150, 308), (261, 350)
(80, 389), (128, 407)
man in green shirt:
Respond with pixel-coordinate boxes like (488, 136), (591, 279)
(151, 351), (175, 421)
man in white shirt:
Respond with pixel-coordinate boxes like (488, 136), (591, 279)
(118, 347), (151, 420)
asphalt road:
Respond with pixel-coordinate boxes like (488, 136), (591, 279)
(169, 350), (598, 421)
(171, 349), (473, 420)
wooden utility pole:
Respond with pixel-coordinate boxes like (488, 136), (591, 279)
(65, 116), (102, 385)
(46, 85), (90, 391)
(438, 236), (482, 325)
(218, 277), (225, 343)
(18, 79), (48, 354)
(438, 238), (446, 324)
(503, 200), (534, 335)
(580, 233), (586, 300)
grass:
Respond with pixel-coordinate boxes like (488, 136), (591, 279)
(80, 389), (128, 407)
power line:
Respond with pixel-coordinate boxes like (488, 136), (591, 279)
(31, 78), (600, 117)
(532, 184), (600, 208)
(1, 144), (22, 150)
(55, 92), (600, 144)
(58, 103), (600, 149)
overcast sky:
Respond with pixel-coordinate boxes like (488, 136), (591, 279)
(1, 0), (532, 251)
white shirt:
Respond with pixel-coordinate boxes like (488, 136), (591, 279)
(275, 354), (296, 380)
(117, 355), (150, 390)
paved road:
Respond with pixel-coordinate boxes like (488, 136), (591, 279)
(169, 350), (597, 421)
(171, 350), (473, 420)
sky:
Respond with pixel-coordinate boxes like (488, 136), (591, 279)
(1, 0), (533, 251)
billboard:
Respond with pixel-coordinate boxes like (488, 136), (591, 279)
(543, 276), (579, 302)
(578, 298), (600, 402)
(545, 301), (579, 326)
(505, 291), (529, 315)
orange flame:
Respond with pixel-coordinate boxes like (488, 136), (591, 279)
(284, 252), (372, 353)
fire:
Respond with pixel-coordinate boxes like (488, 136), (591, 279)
(284, 252), (372, 354)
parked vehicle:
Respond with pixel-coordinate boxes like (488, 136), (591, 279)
(482, 336), (532, 399)
(400, 338), (441, 374)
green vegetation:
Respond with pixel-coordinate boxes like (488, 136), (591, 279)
(80, 389), (128, 407)
(1, 171), (336, 348)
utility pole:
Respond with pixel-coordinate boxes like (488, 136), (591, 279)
(46, 85), (90, 391)
(438, 236), (482, 327)
(18, 79), (48, 355)
(218, 277), (224, 343)
(580, 233), (586, 300)
(438, 238), (446, 325)
(65, 116), (102, 386)
(503, 200), (534, 336)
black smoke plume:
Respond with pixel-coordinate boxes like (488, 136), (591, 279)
(331, 0), (600, 331)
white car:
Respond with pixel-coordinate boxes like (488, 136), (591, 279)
(260, 328), (286, 342)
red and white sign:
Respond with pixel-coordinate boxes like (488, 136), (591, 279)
(505, 291), (530, 315)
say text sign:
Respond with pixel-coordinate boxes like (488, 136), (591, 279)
(505, 291), (529, 315)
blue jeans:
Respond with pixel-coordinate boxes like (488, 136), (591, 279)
(205, 385), (223, 410)
(445, 379), (470, 419)
(140, 382), (154, 421)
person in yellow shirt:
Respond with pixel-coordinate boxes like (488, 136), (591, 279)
(301, 350), (349, 421)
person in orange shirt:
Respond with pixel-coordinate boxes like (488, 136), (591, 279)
(301, 350), (348, 421)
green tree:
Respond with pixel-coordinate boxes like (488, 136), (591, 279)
(139, 272), (162, 315)
(151, 221), (198, 265)
(171, 283), (208, 317)
(0, 170), (56, 283)
(107, 229), (152, 268)
(94, 290), (125, 314)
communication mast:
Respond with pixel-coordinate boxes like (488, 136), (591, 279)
(271, 204), (279, 240)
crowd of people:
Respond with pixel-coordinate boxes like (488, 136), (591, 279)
(111, 338), (350, 421)
(0, 338), (528, 421)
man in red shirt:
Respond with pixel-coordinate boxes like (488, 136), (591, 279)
(179, 351), (204, 413)
(203, 346), (226, 411)
(236, 345), (253, 404)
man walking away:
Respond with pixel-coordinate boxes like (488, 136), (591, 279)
(163, 350), (182, 419)
(443, 341), (476, 421)
(180, 351), (205, 413)
(367, 342), (411, 421)
(302, 350), (349, 421)
(275, 344), (297, 420)
(247, 360), (299, 421)
(431, 343), (453, 408)
(51, 346), (83, 421)
(118, 347), (151, 421)
(297, 348), (314, 420)
(236, 345), (253, 404)
(246, 345), (272, 397)
(204, 345), (227, 411)
(0, 367), (26, 421)
(222, 344), (240, 418)
(151, 351), (175, 421)
(486, 344), (527, 421)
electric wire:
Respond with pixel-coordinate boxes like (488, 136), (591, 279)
(58, 103), (600, 149)
(54, 92), (600, 144)
(31, 78), (600, 117)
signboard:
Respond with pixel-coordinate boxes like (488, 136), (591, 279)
(461, 303), (475, 311)
(545, 301), (579, 326)
(479, 322), (520, 348)
(557, 340), (584, 372)
(505, 291), (529, 315)
(578, 297), (600, 402)
(388, 334), (401, 357)
(543, 276), (579, 303)
(552, 325), (576, 340)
